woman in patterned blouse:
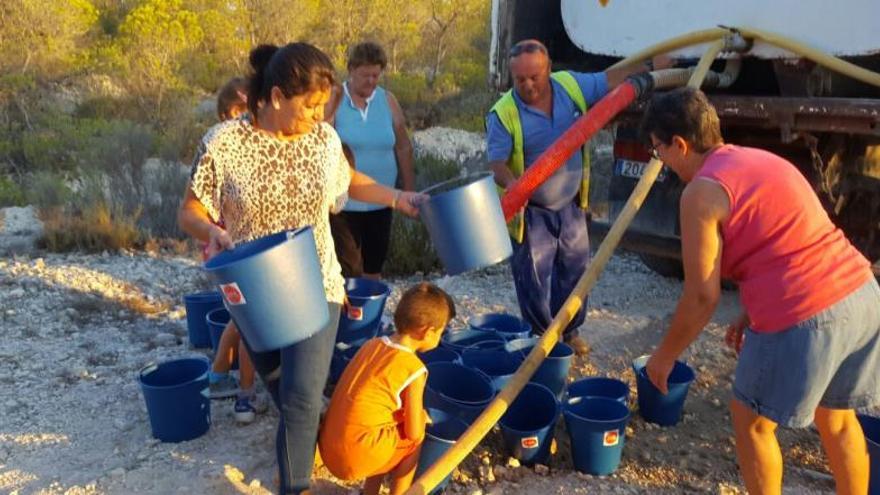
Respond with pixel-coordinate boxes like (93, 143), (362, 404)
(178, 42), (422, 495)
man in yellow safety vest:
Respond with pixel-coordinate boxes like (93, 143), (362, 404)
(486, 39), (670, 355)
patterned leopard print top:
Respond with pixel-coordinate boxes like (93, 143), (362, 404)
(190, 118), (351, 304)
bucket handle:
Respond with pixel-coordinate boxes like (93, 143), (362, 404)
(139, 361), (159, 378)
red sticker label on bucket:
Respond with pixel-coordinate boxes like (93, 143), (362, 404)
(220, 283), (246, 306)
(347, 305), (363, 321)
(603, 430), (619, 447)
(521, 436), (539, 449)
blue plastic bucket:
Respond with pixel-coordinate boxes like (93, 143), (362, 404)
(563, 396), (630, 475)
(205, 307), (230, 352)
(468, 313), (532, 341)
(337, 278), (391, 344)
(499, 383), (559, 465)
(183, 291), (223, 348)
(461, 348), (523, 392)
(204, 228), (330, 352)
(419, 347), (461, 366)
(441, 329), (506, 353)
(521, 343), (574, 398)
(138, 357), (211, 443)
(206, 307), (238, 370)
(632, 355), (695, 426)
(415, 408), (470, 495)
(424, 362), (495, 424)
(567, 377), (630, 404)
(328, 343), (362, 385)
(420, 172), (513, 275)
(857, 414), (880, 495)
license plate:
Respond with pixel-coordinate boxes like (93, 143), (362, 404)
(614, 159), (666, 182)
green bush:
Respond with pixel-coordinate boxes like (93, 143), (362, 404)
(25, 171), (72, 208)
(384, 72), (430, 109)
(434, 88), (496, 133)
(384, 155), (461, 275)
(0, 176), (26, 207)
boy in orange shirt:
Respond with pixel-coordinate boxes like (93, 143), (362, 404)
(319, 283), (455, 495)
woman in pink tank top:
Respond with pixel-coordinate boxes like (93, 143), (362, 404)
(639, 88), (879, 494)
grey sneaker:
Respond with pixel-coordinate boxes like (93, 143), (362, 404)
(208, 374), (239, 399)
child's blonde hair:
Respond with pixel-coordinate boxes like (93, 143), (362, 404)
(394, 283), (455, 336)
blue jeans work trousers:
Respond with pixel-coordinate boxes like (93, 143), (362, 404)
(510, 202), (590, 338)
(242, 303), (341, 494)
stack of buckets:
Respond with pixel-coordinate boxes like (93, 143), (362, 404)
(183, 291), (224, 349)
(428, 312), (702, 477)
(328, 278), (391, 384)
(562, 377), (631, 475)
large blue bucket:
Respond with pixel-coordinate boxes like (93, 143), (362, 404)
(415, 408), (470, 495)
(328, 342), (362, 385)
(858, 414), (880, 495)
(183, 291), (223, 348)
(521, 343), (574, 398)
(461, 348), (523, 392)
(420, 172), (513, 275)
(499, 383), (559, 466)
(468, 313), (532, 341)
(424, 362), (495, 424)
(138, 357), (210, 443)
(563, 397), (630, 475)
(336, 278), (391, 344)
(632, 355), (695, 426)
(567, 377), (630, 404)
(205, 307), (230, 352)
(204, 228), (329, 352)
(440, 329), (506, 353)
(419, 347), (461, 366)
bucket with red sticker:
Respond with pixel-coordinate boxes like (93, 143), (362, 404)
(336, 278), (390, 345)
(520, 436), (539, 449)
(204, 228), (329, 352)
(499, 382), (559, 465)
(563, 396), (630, 475)
(220, 282), (246, 306)
(603, 429), (619, 447)
(346, 305), (364, 321)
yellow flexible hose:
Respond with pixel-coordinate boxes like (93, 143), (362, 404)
(610, 25), (880, 90)
(734, 26), (880, 89)
(608, 28), (727, 71)
(405, 26), (880, 495)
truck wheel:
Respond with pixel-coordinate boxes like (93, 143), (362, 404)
(637, 253), (684, 279)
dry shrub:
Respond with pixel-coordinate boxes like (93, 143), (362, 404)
(38, 203), (142, 252)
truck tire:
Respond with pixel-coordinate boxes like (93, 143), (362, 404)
(637, 253), (684, 280)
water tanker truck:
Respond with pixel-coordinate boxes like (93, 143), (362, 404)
(489, 0), (880, 277)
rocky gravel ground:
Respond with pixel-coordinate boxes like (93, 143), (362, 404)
(0, 126), (873, 494)
(0, 249), (856, 495)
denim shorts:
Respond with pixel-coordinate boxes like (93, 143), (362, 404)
(733, 278), (880, 427)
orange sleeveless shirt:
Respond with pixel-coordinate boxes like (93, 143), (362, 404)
(319, 337), (427, 480)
